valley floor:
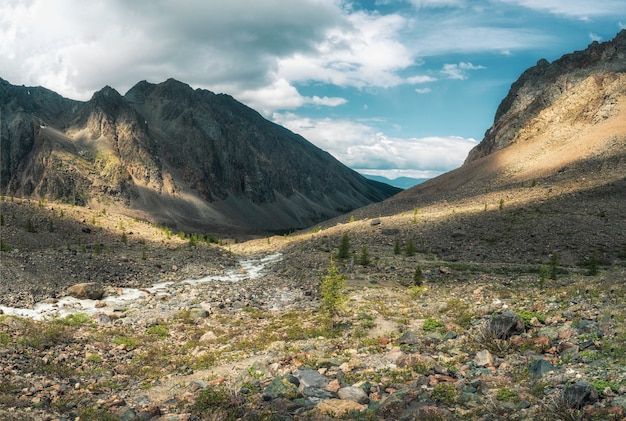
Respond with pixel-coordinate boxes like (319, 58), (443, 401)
(1, 196), (625, 420)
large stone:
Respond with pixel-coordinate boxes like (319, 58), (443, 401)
(66, 282), (104, 300)
(294, 368), (330, 390)
(487, 310), (524, 339)
(562, 381), (599, 409)
(529, 358), (555, 378)
(397, 331), (421, 345)
(474, 349), (494, 367)
(338, 386), (369, 404)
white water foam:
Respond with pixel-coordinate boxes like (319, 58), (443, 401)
(0, 253), (282, 320)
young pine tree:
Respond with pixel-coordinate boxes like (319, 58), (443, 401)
(405, 238), (416, 257)
(413, 265), (424, 286)
(336, 232), (351, 259)
(320, 259), (347, 327)
(393, 238), (401, 255)
(359, 245), (371, 266)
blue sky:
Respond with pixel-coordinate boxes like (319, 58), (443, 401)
(1, 0), (625, 180)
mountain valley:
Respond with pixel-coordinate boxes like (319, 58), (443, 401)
(0, 31), (625, 421)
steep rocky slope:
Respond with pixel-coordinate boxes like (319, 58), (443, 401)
(336, 30), (626, 267)
(0, 78), (400, 235)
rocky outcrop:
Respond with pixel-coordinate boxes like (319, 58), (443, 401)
(466, 29), (626, 163)
(0, 78), (400, 234)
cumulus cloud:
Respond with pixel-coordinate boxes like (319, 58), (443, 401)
(278, 11), (414, 89)
(236, 78), (347, 115)
(0, 0), (343, 99)
(272, 112), (477, 175)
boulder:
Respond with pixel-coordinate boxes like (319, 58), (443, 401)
(487, 310), (524, 339)
(338, 386), (369, 404)
(66, 282), (104, 300)
(562, 380), (599, 409)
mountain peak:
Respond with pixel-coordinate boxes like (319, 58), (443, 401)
(466, 30), (626, 163)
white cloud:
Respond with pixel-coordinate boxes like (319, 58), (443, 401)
(409, 0), (466, 8)
(237, 79), (347, 115)
(498, 0), (626, 20)
(589, 33), (602, 42)
(272, 112), (477, 173)
(0, 0), (344, 100)
(441, 62), (486, 80)
(278, 11), (414, 89)
(407, 75), (438, 84)
(357, 168), (440, 179)
(415, 87), (432, 94)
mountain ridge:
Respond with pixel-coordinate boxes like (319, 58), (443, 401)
(0, 77), (400, 235)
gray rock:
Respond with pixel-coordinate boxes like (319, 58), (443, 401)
(397, 331), (421, 345)
(294, 368), (330, 390)
(562, 380), (599, 409)
(612, 395), (626, 409)
(338, 386), (369, 404)
(487, 310), (524, 339)
(529, 358), (555, 378)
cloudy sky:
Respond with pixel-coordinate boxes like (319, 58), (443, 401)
(1, 1), (625, 180)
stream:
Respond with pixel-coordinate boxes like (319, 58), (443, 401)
(0, 253), (283, 320)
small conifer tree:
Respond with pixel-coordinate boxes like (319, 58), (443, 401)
(587, 251), (599, 276)
(393, 238), (401, 255)
(405, 238), (416, 257)
(336, 232), (350, 259)
(413, 265), (424, 286)
(549, 253), (559, 280)
(320, 259), (347, 327)
(359, 245), (371, 266)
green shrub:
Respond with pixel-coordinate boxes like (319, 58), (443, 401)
(422, 317), (444, 332)
(590, 380), (618, 397)
(55, 313), (94, 327)
(496, 387), (518, 401)
(432, 382), (457, 404)
(516, 310), (545, 327)
(146, 325), (169, 339)
(112, 336), (139, 350)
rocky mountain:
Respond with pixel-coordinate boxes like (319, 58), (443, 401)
(466, 29), (626, 163)
(0, 78), (400, 235)
(337, 30), (626, 267)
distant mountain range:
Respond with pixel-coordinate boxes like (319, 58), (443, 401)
(361, 175), (428, 189)
(0, 78), (400, 235)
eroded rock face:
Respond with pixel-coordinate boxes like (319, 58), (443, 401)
(466, 29), (626, 163)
